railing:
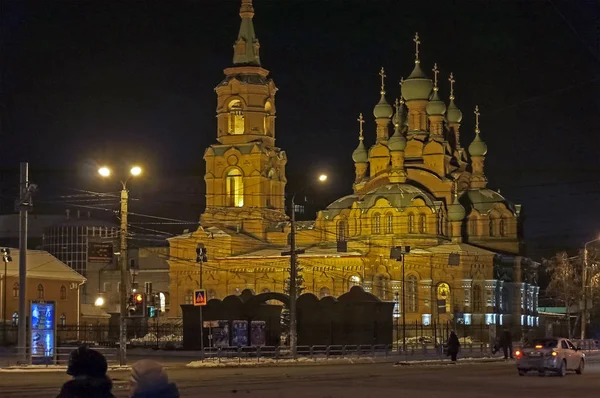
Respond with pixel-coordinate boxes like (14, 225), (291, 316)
(0, 345), (119, 368)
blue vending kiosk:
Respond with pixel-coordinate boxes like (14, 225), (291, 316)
(30, 300), (56, 364)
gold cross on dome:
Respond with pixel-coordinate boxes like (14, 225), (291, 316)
(394, 98), (400, 114)
(448, 72), (456, 100)
(379, 67), (386, 93)
(413, 32), (421, 63)
(357, 113), (365, 141)
(474, 105), (481, 133)
(432, 63), (440, 90)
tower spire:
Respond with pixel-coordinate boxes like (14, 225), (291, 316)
(233, 0), (261, 66)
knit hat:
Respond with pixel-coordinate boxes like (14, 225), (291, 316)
(67, 345), (108, 378)
(130, 360), (169, 394)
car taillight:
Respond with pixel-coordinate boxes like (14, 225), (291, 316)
(552, 351), (557, 357)
(515, 350), (522, 358)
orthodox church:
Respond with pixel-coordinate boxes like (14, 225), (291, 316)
(168, 0), (539, 331)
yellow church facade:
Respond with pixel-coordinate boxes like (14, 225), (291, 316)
(168, 0), (539, 332)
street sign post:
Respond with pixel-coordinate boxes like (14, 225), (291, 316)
(194, 289), (207, 306)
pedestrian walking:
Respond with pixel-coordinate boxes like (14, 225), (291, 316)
(129, 359), (179, 398)
(500, 328), (513, 359)
(447, 331), (460, 362)
(57, 345), (115, 398)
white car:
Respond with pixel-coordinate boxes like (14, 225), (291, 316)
(515, 338), (585, 377)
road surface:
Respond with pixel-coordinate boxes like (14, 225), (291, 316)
(2, 359), (600, 397)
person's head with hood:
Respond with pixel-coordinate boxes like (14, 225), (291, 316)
(58, 345), (114, 398)
(129, 360), (179, 398)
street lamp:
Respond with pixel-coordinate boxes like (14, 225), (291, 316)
(288, 174), (328, 358)
(94, 297), (105, 307)
(581, 236), (600, 340)
(98, 164), (142, 366)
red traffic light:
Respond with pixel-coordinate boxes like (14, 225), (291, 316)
(134, 293), (143, 303)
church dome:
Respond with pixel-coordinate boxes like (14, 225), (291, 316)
(388, 128), (406, 152)
(459, 189), (515, 215)
(447, 196), (466, 221)
(447, 99), (463, 123)
(468, 133), (487, 157)
(426, 90), (447, 116)
(352, 140), (368, 163)
(322, 194), (359, 220)
(373, 94), (393, 119)
(401, 63), (433, 101)
(359, 183), (435, 211)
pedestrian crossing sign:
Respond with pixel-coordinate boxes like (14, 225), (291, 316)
(194, 289), (207, 306)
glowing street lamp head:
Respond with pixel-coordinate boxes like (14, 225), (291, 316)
(94, 297), (105, 307)
(98, 167), (111, 177)
(130, 166), (142, 177)
(318, 174), (328, 182)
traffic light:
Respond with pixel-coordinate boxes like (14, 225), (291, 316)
(147, 293), (158, 318)
(129, 292), (146, 317)
(196, 244), (208, 263)
(1, 248), (12, 263)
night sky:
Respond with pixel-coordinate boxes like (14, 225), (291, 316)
(1, 0), (599, 259)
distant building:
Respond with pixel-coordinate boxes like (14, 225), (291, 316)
(0, 213), (65, 249)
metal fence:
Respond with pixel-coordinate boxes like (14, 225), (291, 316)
(0, 346), (119, 368)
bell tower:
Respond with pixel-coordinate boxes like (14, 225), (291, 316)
(203, 0), (287, 229)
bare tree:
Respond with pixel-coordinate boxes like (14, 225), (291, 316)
(545, 252), (583, 338)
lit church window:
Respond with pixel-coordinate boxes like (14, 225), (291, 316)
(372, 213), (381, 234)
(385, 213), (393, 234)
(437, 282), (451, 314)
(408, 213), (414, 233)
(228, 100), (244, 134)
(418, 214), (426, 233)
(226, 168), (244, 207)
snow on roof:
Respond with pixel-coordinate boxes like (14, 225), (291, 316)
(0, 248), (86, 283)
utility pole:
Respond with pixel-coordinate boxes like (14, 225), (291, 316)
(196, 244), (205, 359)
(289, 195), (298, 358)
(2, 248), (12, 343)
(119, 187), (128, 366)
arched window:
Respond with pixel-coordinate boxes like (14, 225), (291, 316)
(372, 213), (381, 234)
(469, 218), (477, 236)
(348, 275), (361, 290)
(473, 284), (483, 313)
(37, 284), (44, 299)
(184, 290), (193, 305)
(319, 287), (331, 298)
(226, 168), (244, 207)
(159, 292), (166, 312)
(228, 99), (244, 134)
(264, 102), (272, 135)
(12, 283), (19, 298)
(374, 275), (389, 300)
(418, 214), (426, 233)
(408, 213), (414, 233)
(352, 219), (358, 236)
(337, 220), (348, 241)
(489, 218), (495, 237)
(499, 218), (506, 236)
(12, 312), (18, 326)
(60, 285), (67, 300)
(385, 213), (394, 234)
(437, 282), (451, 314)
(59, 313), (66, 326)
(407, 276), (418, 313)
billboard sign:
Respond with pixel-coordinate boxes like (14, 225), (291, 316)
(250, 321), (266, 346)
(88, 241), (114, 264)
(232, 320), (248, 346)
(31, 301), (56, 358)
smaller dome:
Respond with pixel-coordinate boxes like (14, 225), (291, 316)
(447, 98), (463, 123)
(426, 90), (447, 116)
(388, 127), (406, 152)
(447, 197), (466, 221)
(352, 140), (368, 163)
(402, 63), (433, 101)
(373, 93), (393, 119)
(468, 133), (488, 157)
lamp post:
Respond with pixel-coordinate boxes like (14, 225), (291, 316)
(287, 173), (328, 358)
(98, 165), (142, 366)
(2, 248), (12, 343)
(390, 246), (410, 352)
(581, 237), (600, 340)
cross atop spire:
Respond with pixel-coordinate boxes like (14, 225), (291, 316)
(413, 32), (421, 64)
(379, 67), (387, 94)
(357, 113), (365, 141)
(474, 105), (481, 134)
(448, 72), (456, 100)
(432, 63), (440, 91)
(233, 0), (261, 66)
(394, 98), (400, 115)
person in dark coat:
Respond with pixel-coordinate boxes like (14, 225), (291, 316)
(499, 329), (513, 359)
(57, 345), (115, 398)
(129, 360), (179, 398)
(447, 331), (460, 362)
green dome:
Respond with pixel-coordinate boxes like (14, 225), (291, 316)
(426, 90), (447, 116)
(401, 63), (433, 101)
(447, 196), (466, 221)
(352, 140), (368, 163)
(468, 132), (488, 157)
(388, 127), (406, 152)
(373, 93), (393, 119)
(447, 98), (463, 123)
